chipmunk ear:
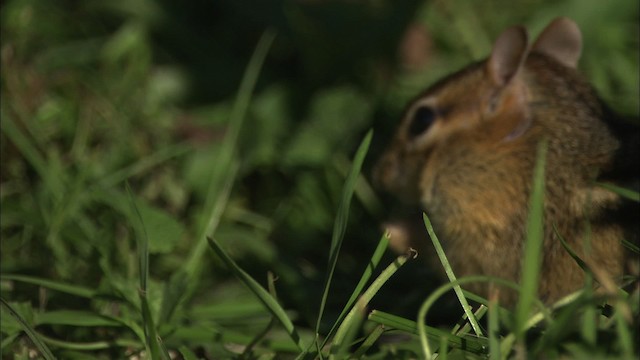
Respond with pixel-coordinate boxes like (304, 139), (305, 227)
(532, 17), (582, 68)
(486, 26), (532, 141)
(487, 26), (529, 86)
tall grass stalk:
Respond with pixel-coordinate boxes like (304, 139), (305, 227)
(330, 248), (417, 358)
(0, 299), (55, 360)
(126, 183), (171, 360)
(184, 30), (276, 281)
(320, 231), (390, 349)
(515, 139), (548, 341)
(207, 237), (306, 351)
(423, 213), (483, 337)
(314, 130), (373, 336)
(417, 276), (514, 358)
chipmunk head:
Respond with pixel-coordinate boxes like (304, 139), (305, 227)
(373, 18), (583, 207)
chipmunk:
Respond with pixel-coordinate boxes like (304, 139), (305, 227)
(373, 17), (639, 305)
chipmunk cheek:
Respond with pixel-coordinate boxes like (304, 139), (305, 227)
(373, 148), (410, 193)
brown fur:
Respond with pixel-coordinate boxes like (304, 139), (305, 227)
(373, 18), (638, 305)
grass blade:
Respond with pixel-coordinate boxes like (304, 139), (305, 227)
(423, 212), (483, 337)
(125, 183), (171, 360)
(158, 270), (188, 324)
(330, 249), (416, 357)
(368, 310), (487, 354)
(621, 238), (640, 254)
(488, 293), (500, 360)
(37, 333), (140, 351)
(596, 182), (640, 202)
(614, 308), (634, 357)
(93, 143), (191, 190)
(126, 183), (149, 293)
(1, 298), (56, 360)
(417, 276), (526, 358)
(183, 160), (238, 275)
(369, 310), (418, 335)
(182, 29), (276, 297)
(329, 299), (365, 360)
(0, 275), (95, 298)
(351, 324), (385, 358)
(321, 231), (390, 348)
(179, 346), (199, 360)
(452, 305), (488, 340)
(36, 311), (122, 327)
(554, 224), (589, 272)
(368, 310), (418, 334)
(515, 139), (548, 340)
(315, 130), (373, 338)
(242, 272), (278, 356)
(0, 113), (64, 196)
(438, 336), (449, 360)
(39, 334), (141, 351)
(207, 237), (306, 351)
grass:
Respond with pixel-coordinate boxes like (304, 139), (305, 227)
(2, 0), (639, 359)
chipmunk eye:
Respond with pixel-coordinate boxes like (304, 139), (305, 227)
(408, 106), (436, 137)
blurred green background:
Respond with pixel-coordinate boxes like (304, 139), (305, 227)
(1, 0), (638, 358)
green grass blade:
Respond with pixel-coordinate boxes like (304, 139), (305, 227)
(555, 223), (602, 348)
(1, 333), (20, 350)
(581, 297), (596, 347)
(125, 182), (149, 293)
(499, 290), (578, 358)
(36, 311), (122, 327)
(329, 299), (365, 360)
(596, 182), (640, 202)
(1, 298), (56, 360)
(315, 130), (373, 336)
(500, 334), (516, 360)
(334, 156), (384, 218)
(488, 295), (500, 360)
(351, 324), (385, 358)
(621, 238), (640, 254)
(417, 276), (527, 358)
(223, 29), (277, 156)
(554, 224), (589, 272)
(183, 29), (275, 289)
(330, 248), (416, 356)
(242, 272), (278, 356)
(530, 298), (584, 355)
(125, 183), (171, 360)
(93, 143), (191, 190)
(184, 161), (238, 277)
(423, 212), (483, 337)
(438, 336), (449, 360)
(207, 237), (306, 351)
(158, 270), (189, 324)
(0, 114), (64, 196)
(368, 310), (418, 333)
(37, 334), (140, 351)
(179, 346), (199, 360)
(0, 275), (95, 298)
(321, 231), (390, 348)
(368, 310), (487, 354)
(140, 296), (170, 360)
(452, 305), (487, 336)
(614, 308), (634, 357)
(515, 139), (548, 340)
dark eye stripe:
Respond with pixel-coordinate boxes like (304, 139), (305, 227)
(408, 106), (436, 137)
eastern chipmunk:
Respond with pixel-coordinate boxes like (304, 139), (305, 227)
(374, 17), (639, 305)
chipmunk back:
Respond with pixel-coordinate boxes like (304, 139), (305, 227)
(374, 17), (639, 305)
